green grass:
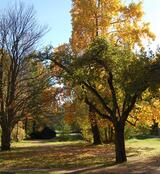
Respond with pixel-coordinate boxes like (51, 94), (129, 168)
(0, 138), (159, 173)
(0, 140), (114, 171)
(126, 138), (160, 158)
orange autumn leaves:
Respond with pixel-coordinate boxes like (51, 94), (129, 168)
(64, 102), (76, 124)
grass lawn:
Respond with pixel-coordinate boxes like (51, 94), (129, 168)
(0, 138), (159, 173)
(126, 138), (160, 158)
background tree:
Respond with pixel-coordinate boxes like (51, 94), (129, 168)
(25, 84), (63, 137)
(130, 90), (160, 136)
(0, 2), (47, 151)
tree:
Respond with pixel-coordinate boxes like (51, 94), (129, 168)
(71, 0), (155, 53)
(49, 38), (160, 163)
(131, 90), (160, 135)
(25, 84), (62, 136)
(63, 87), (102, 144)
(70, 0), (155, 145)
(0, 2), (47, 151)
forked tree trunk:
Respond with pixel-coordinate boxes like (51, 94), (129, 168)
(89, 105), (102, 145)
(1, 124), (11, 151)
(114, 123), (126, 163)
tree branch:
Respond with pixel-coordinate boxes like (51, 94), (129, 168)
(85, 97), (112, 122)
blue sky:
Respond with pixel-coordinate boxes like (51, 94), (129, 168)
(0, 0), (160, 49)
(0, 0), (72, 48)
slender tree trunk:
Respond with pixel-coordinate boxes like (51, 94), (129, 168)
(114, 123), (126, 163)
(16, 123), (19, 142)
(32, 120), (36, 134)
(25, 117), (28, 136)
(104, 125), (114, 143)
(89, 105), (102, 145)
(109, 125), (114, 142)
(104, 127), (108, 143)
(1, 124), (11, 151)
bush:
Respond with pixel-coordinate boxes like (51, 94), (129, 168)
(30, 127), (56, 139)
(80, 128), (93, 143)
(125, 123), (151, 139)
(11, 122), (26, 142)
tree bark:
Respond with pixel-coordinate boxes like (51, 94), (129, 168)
(104, 125), (114, 143)
(25, 117), (28, 136)
(1, 124), (11, 151)
(89, 105), (102, 145)
(32, 120), (36, 134)
(16, 123), (19, 142)
(114, 123), (126, 163)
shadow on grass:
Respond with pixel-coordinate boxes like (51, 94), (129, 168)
(129, 134), (160, 140)
(0, 141), (115, 172)
(0, 163), (116, 174)
(0, 173), (15, 174)
(71, 155), (160, 174)
(0, 138), (159, 173)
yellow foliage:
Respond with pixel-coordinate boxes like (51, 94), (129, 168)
(71, 0), (155, 53)
(132, 99), (160, 126)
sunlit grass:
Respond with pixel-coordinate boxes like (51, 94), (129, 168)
(126, 138), (160, 158)
(12, 139), (85, 148)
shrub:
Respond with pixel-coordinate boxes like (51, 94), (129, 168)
(11, 122), (26, 142)
(125, 123), (151, 139)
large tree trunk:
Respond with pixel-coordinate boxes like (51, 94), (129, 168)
(114, 123), (126, 163)
(89, 105), (102, 145)
(1, 124), (11, 151)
